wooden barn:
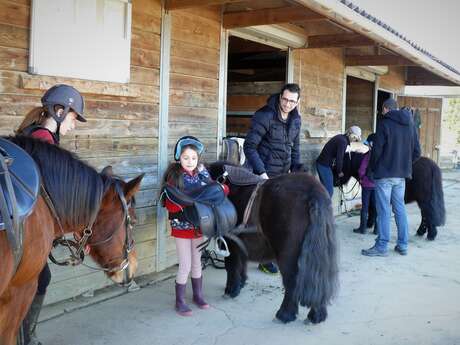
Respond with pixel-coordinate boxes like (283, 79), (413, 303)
(1, 0), (459, 304)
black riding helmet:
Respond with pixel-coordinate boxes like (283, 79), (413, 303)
(41, 84), (86, 124)
(174, 136), (204, 161)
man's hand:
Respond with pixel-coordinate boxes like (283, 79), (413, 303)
(260, 172), (269, 179)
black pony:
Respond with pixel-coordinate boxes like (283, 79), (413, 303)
(338, 152), (445, 240)
(208, 162), (339, 324)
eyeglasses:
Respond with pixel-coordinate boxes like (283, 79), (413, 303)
(280, 97), (298, 106)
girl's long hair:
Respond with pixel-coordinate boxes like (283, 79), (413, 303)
(16, 106), (49, 134)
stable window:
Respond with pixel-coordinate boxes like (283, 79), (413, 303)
(29, 0), (132, 83)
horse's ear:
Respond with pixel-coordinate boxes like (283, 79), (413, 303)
(124, 173), (144, 200)
(101, 165), (114, 176)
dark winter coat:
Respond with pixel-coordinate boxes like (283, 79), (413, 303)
(368, 108), (421, 179)
(316, 134), (350, 175)
(243, 94), (301, 177)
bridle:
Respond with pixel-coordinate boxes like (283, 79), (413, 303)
(45, 179), (135, 283)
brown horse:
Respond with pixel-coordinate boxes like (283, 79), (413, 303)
(0, 136), (143, 345)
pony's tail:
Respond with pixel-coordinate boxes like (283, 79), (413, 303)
(428, 162), (446, 226)
(294, 194), (339, 309)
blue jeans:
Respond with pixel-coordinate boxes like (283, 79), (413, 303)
(374, 178), (409, 251)
(316, 163), (333, 197)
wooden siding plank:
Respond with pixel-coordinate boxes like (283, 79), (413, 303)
(170, 56), (219, 79)
(170, 40), (219, 64)
(0, 1), (29, 27)
(169, 73), (219, 93)
(131, 28), (161, 51)
(0, 23), (28, 49)
(171, 12), (221, 50)
(131, 47), (161, 69)
(0, 46), (27, 71)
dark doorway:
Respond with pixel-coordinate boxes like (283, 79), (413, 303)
(377, 90), (392, 125)
(345, 76), (375, 140)
(226, 36), (286, 137)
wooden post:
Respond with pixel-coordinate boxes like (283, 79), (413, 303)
(217, 24), (229, 158)
(156, 2), (171, 272)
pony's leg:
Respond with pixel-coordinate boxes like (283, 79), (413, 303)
(0, 283), (37, 345)
(307, 305), (328, 324)
(224, 241), (245, 298)
(427, 223), (437, 241)
(240, 260), (248, 289)
(275, 255), (299, 323)
(416, 216), (428, 237)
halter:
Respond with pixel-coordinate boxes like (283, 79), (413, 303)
(44, 179), (135, 282)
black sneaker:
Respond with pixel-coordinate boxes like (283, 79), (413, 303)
(258, 262), (279, 274)
(394, 245), (408, 256)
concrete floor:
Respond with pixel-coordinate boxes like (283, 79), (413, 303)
(38, 171), (460, 345)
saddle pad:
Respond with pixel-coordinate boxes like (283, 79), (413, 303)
(224, 165), (264, 186)
(164, 182), (226, 207)
(0, 137), (41, 230)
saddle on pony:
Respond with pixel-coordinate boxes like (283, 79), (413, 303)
(0, 138), (40, 267)
(162, 182), (237, 250)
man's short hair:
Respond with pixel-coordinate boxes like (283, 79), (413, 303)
(280, 83), (301, 99)
(383, 98), (398, 111)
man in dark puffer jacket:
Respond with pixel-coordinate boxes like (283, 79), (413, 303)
(243, 83), (301, 274)
(362, 98), (421, 257)
(243, 83), (301, 179)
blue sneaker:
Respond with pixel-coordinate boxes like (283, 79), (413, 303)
(394, 245), (408, 256)
(258, 262), (279, 274)
(361, 246), (388, 257)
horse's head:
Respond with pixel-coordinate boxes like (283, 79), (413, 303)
(86, 166), (144, 286)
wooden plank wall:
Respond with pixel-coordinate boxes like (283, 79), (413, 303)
(346, 76), (374, 140)
(292, 48), (344, 170)
(0, 0), (162, 304)
(166, 6), (222, 264)
(379, 66), (405, 94)
(226, 81), (283, 137)
(398, 96), (443, 162)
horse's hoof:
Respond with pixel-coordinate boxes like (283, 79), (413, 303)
(275, 309), (297, 323)
(225, 286), (241, 298)
(427, 236), (436, 241)
(307, 307), (327, 324)
(416, 230), (426, 237)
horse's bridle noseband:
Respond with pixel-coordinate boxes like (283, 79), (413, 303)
(45, 179), (135, 282)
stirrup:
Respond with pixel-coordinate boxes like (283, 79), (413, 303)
(214, 236), (230, 257)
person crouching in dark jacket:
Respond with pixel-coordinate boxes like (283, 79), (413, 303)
(316, 126), (362, 197)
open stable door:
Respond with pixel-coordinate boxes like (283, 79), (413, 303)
(397, 96), (443, 163)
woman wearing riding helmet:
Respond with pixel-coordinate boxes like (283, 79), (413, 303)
(16, 84), (86, 345)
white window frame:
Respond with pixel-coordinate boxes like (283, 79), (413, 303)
(29, 0), (132, 83)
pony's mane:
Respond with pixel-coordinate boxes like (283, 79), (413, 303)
(9, 135), (112, 227)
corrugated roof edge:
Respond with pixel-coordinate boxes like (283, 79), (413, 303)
(339, 0), (460, 76)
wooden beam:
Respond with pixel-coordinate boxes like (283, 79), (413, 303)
(306, 33), (374, 48)
(345, 55), (417, 66)
(406, 66), (458, 86)
(165, 0), (244, 10)
(223, 6), (324, 29)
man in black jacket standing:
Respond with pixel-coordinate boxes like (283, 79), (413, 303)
(243, 83), (301, 274)
(362, 98), (421, 257)
(244, 83), (301, 179)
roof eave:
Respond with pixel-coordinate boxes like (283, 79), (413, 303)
(294, 0), (460, 86)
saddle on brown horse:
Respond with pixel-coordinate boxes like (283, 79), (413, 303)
(0, 137), (41, 268)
